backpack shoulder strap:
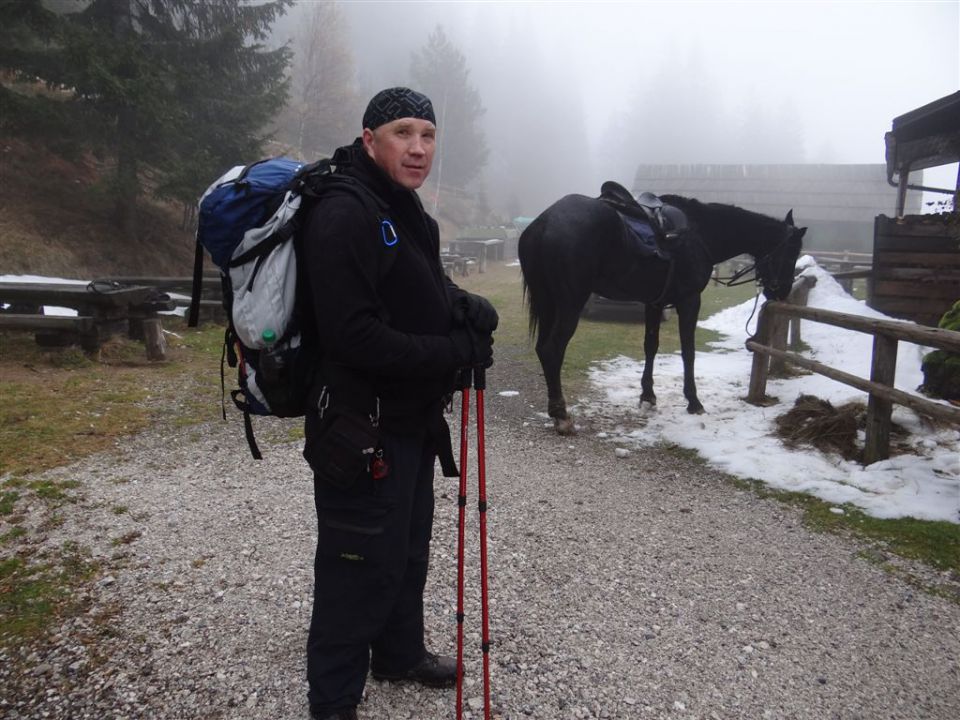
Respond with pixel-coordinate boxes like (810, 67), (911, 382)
(297, 169), (399, 285)
(187, 232), (206, 328)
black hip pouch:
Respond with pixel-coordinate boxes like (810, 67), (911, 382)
(307, 407), (379, 490)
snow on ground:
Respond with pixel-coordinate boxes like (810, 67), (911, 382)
(584, 257), (959, 523)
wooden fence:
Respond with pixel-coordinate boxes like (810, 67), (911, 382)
(745, 290), (960, 464)
(804, 249), (873, 272)
(870, 215), (959, 327)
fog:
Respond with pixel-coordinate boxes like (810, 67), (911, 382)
(281, 1), (958, 218)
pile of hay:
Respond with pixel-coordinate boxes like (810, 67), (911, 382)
(775, 394), (917, 463)
(774, 394), (864, 461)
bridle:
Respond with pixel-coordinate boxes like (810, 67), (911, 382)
(713, 233), (796, 337)
(754, 236), (795, 299)
(714, 233), (795, 296)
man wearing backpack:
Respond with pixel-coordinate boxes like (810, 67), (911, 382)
(298, 87), (497, 720)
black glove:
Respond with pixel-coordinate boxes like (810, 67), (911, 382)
(451, 292), (499, 333)
(450, 325), (494, 369)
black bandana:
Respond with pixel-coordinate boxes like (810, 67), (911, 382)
(362, 87), (436, 130)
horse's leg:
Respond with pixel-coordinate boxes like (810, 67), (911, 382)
(676, 294), (705, 414)
(536, 307), (581, 435)
(640, 303), (662, 407)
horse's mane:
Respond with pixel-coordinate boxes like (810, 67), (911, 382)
(661, 194), (785, 233)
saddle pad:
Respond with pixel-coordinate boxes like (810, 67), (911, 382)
(618, 212), (671, 261)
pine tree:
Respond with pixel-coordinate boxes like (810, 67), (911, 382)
(0, 0), (293, 237)
(411, 25), (488, 190)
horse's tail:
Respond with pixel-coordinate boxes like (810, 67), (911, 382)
(520, 271), (539, 340)
(517, 222), (544, 342)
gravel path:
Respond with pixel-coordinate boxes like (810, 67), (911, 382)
(2, 350), (959, 720)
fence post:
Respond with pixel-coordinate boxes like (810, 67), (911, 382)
(768, 308), (790, 376)
(863, 334), (898, 464)
(787, 275), (817, 350)
(746, 304), (772, 404)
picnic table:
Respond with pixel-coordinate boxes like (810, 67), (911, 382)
(446, 238), (504, 273)
(98, 275), (226, 323)
(0, 281), (175, 359)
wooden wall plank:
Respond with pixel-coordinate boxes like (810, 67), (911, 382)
(874, 236), (960, 253)
(873, 280), (959, 298)
(869, 215), (957, 325)
(874, 267), (960, 282)
(875, 215), (959, 238)
(876, 251), (960, 267)
(870, 295), (954, 311)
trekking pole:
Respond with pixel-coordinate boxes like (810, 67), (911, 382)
(474, 366), (492, 720)
(455, 367), (472, 720)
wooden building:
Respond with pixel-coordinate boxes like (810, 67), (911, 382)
(631, 163), (921, 252)
(455, 225), (521, 259)
(874, 91), (959, 326)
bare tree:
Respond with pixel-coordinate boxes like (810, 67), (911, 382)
(279, 1), (359, 158)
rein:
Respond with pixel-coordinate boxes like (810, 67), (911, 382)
(714, 232), (793, 291)
(744, 287), (762, 338)
(712, 262), (758, 288)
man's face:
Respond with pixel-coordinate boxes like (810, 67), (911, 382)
(362, 117), (436, 190)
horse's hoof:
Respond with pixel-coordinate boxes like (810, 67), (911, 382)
(687, 404), (705, 415)
(555, 417), (576, 435)
(639, 396), (657, 408)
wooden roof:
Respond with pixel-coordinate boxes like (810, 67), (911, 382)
(457, 226), (519, 241)
(631, 164), (920, 223)
(885, 90), (960, 177)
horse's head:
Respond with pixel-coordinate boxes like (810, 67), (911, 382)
(756, 209), (806, 300)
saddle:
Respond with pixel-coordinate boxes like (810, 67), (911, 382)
(598, 181), (688, 260)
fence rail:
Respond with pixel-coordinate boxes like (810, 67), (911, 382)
(746, 290), (960, 464)
(804, 249), (874, 293)
(805, 249), (873, 268)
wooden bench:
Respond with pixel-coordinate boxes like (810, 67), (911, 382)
(0, 312), (121, 353)
(0, 282), (175, 359)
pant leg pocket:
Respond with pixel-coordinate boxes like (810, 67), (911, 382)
(314, 508), (393, 645)
(318, 513), (388, 566)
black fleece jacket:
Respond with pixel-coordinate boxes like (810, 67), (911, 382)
(298, 140), (467, 430)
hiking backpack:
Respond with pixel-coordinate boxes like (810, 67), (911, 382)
(188, 154), (394, 459)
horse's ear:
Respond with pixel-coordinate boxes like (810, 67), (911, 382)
(785, 209), (794, 226)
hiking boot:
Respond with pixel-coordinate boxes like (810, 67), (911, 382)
(310, 707), (358, 720)
(371, 650), (457, 688)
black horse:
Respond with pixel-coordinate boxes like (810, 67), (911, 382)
(519, 192), (805, 434)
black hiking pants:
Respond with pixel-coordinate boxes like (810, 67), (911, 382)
(306, 424), (436, 715)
